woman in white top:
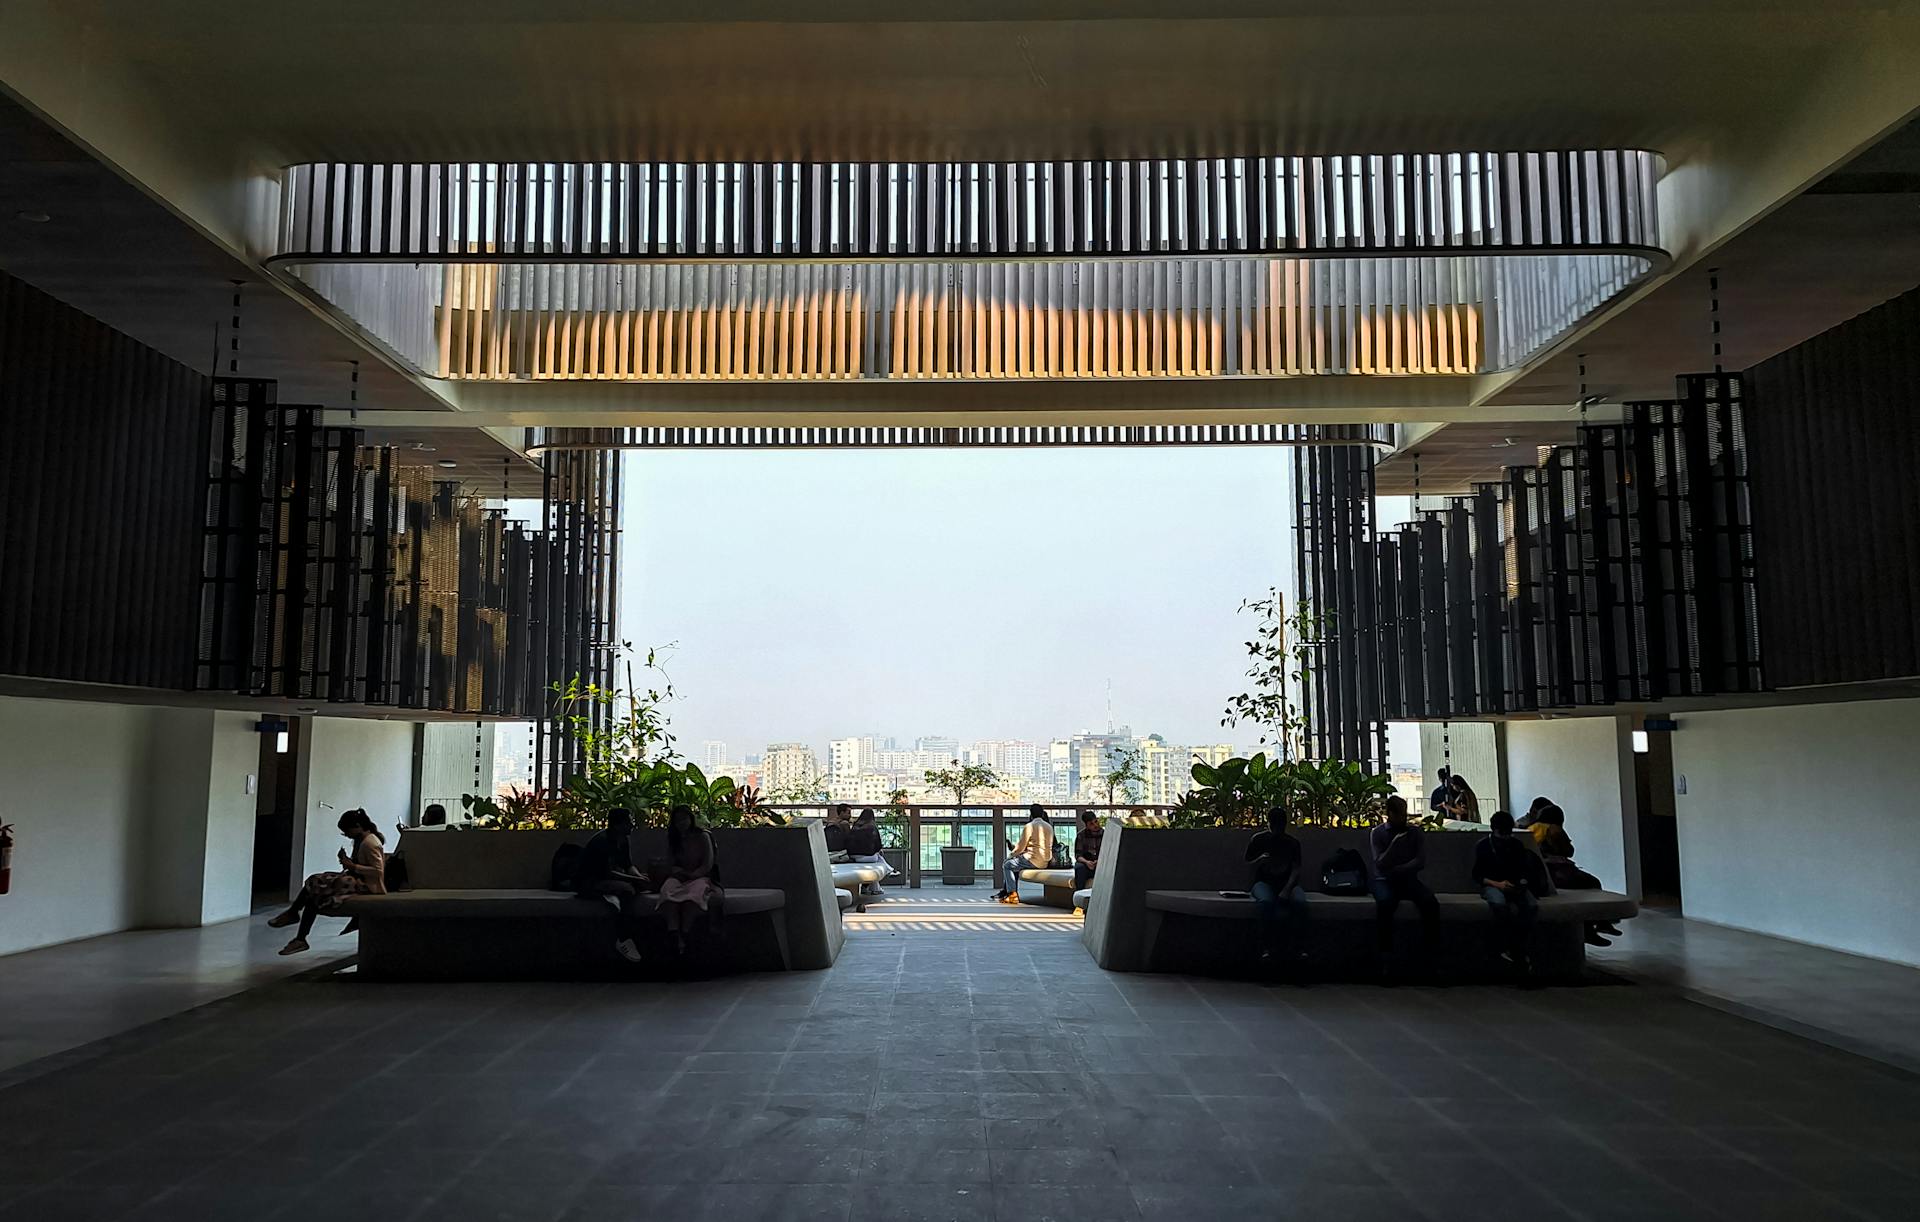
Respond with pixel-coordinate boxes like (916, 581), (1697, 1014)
(268, 808), (386, 955)
(995, 806), (1056, 905)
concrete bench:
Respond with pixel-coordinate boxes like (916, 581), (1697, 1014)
(1143, 889), (1637, 922)
(830, 862), (891, 912)
(1083, 823), (1638, 982)
(1015, 866), (1079, 908)
(351, 825), (845, 978)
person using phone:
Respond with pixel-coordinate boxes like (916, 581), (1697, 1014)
(1369, 796), (1440, 973)
(1245, 805), (1310, 965)
(1473, 810), (1541, 971)
(575, 807), (650, 963)
(266, 808), (385, 955)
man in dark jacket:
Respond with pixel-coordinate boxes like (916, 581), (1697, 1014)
(1369, 796), (1440, 970)
(576, 808), (648, 963)
(1473, 810), (1542, 970)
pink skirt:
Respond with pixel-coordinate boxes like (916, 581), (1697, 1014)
(657, 877), (717, 909)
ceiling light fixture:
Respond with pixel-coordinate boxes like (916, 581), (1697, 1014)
(436, 459), (459, 469)
(15, 210), (50, 224)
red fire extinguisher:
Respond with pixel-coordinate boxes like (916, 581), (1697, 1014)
(0, 821), (13, 895)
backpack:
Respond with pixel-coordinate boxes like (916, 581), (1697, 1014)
(549, 843), (584, 892)
(384, 851), (410, 893)
(1049, 837), (1070, 869)
(1320, 847), (1369, 896)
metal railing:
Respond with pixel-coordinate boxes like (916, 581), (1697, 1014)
(763, 802), (1176, 888)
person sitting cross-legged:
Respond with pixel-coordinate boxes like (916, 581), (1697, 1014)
(1245, 805), (1310, 966)
(1473, 810), (1542, 972)
(995, 806), (1055, 905)
(1369, 795), (1440, 974)
(267, 809), (386, 955)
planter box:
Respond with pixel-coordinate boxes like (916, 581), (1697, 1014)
(939, 845), (978, 886)
(880, 846), (909, 883)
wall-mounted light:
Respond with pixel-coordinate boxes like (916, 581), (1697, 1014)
(1631, 730), (1649, 754)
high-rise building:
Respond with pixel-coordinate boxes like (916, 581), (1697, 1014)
(761, 743), (822, 800)
(700, 740), (729, 774)
(828, 736), (868, 780)
(915, 735), (958, 757)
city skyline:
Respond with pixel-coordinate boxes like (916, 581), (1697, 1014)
(619, 445), (1302, 757)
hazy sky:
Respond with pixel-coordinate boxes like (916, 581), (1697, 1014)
(619, 445), (1308, 761)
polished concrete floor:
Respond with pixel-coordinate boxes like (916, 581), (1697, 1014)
(0, 908), (357, 1082)
(1, 902), (1916, 1222)
(1596, 908), (1920, 1073)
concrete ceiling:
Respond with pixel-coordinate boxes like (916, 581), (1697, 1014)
(2, 0), (1918, 436)
(1377, 118), (1920, 492)
(0, 96), (545, 493)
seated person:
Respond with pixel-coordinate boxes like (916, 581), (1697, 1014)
(1530, 804), (1621, 946)
(1473, 810), (1541, 969)
(846, 808), (888, 897)
(824, 804), (853, 862)
(995, 806), (1055, 905)
(1369, 796), (1440, 968)
(268, 808), (386, 956)
(1072, 809), (1103, 896)
(1245, 805), (1309, 964)
(575, 807), (649, 963)
(1515, 795), (1553, 830)
(1442, 774), (1483, 823)
(657, 804), (719, 956)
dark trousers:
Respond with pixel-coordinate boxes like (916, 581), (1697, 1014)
(1073, 861), (1097, 890)
(584, 880), (643, 942)
(1251, 881), (1309, 955)
(1370, 874), (1440, 954)
(1480, 884), (1538, 960)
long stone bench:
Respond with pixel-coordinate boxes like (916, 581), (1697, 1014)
(339, 823), (844, 979)
(1015, 866), (1078, 908)
(830, 861), (890, 912)
(1082, 822), (1637, 982)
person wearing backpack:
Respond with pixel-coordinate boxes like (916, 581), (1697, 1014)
(1473, 810), (1542, 970)
(1369, 796), (1440, 971)
(575, 808), (649, 963)
(1245, 805), (1309, 965)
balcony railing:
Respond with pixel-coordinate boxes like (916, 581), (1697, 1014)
(763, 802), (1175, 887)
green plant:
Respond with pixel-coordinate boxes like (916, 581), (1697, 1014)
(1178, 752), (1297, 828)
(924, 760), (998, 813)
(1095, 746), (1145, 809)
(879, 790), (910, 849)
(463, 786), (559, 829)
(1171, 753), (1392, 830)
(1288, 758), (1393, 828)
(1221, 589), (1329, 762)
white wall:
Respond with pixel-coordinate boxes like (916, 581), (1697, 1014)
(1502, 714), (1639, 894)
(293, 717), (416, 887)
(1673, 697), (1920, 966)
(0, 696), (156, 956)
(200, 712), (265, 924)
(1418, 721), (1504, 814)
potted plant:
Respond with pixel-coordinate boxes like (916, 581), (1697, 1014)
(924, 760), (997, 884)
(878, 789), (911, 882)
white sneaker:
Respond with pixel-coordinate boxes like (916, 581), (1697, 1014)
(614, 938), (643, 963)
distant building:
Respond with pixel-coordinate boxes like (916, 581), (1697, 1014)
(762, 742), (822, 799)
(699, 740), (729, 774)
(915, 735), (958, 757)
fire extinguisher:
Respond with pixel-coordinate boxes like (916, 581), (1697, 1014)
(0, 821), (13, 896)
